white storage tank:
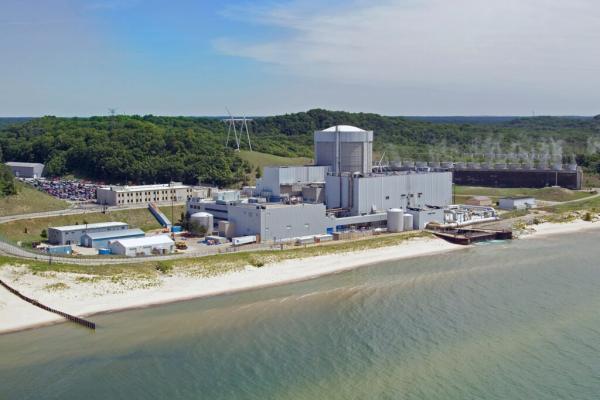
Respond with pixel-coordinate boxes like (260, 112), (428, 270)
(190, 212), (213, 235)
(387, 208), (404, 233)
(403, 214), (414, 231)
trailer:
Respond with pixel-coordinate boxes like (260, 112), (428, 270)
(232, 235), (257, 246)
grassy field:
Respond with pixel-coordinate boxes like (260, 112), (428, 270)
(454, 186), (594, 202)
(0, 182), (69, 217)
(0, 205), (185, 245)
(0, 231), (429, 277)
(540, 195), (600, 214)
(238, 150), (312, 170)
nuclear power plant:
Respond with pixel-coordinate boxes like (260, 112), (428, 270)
(187, 125), (454, 242)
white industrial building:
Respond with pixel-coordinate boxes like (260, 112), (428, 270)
(325, 172), (452, 215)
(256, 166), (328, 198)
(498, 197), (536, 210)
(109, 235), (174, 257)
(5, 162), (44, 178)
(185, 124), (453, 242)
(96, 182), (193, 206)
(228, 203), (334, 241)
(48, 222), (129, 245)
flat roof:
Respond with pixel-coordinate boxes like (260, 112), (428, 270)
(83, 228), (144, 240)
(98, 182), (190, 192)
(502, 196), (535, 200)
(111, 235), (174, 247)
(50, 221), (128, 232)
(5, 161), (44, 168)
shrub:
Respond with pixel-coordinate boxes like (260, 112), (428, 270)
(583, 212), (593, 221)
(249, 257), (265, 268)
(155, 262), (173, 274)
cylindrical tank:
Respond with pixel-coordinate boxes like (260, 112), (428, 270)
(415, 161), (428, 168)
(402, 161), (415, 168)
(494, 163), (507, 170)
(568, 163), (578, 171)
(387, 208), (404, 233)
(440, 162), (454, 169)
(454, 162), (466, 169)
(403, 214), (414, 231)
(509, 163), (521, 170)
(428, 161), (440, 168)
(480, 162), (492, 169)
(190, 212), (213, 234)
(466, 162), (480, 169)
(552, 163), (563, 171)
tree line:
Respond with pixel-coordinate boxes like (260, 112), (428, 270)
(1, 111), (600, 186)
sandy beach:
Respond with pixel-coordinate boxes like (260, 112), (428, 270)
(1, 219), (599, 334)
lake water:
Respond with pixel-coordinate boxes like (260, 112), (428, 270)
(2, 231), (600, 399)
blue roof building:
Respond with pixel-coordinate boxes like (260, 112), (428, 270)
(80, 228), (145, 249)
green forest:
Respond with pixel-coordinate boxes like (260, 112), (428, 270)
(1, 110), (600, 186)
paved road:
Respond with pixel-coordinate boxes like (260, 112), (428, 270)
(0, 202), (185, 224)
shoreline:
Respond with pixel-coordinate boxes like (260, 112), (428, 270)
(2, 218), (600, 335)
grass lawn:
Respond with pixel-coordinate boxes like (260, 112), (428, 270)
(0, 182), (69, 217)
(0, 205), (185, 245)
(454, 186), (594, 202)
(540, 196), (600, 214)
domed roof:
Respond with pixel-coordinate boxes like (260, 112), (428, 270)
(322, 125), (366, 132)
(190, 212), (213, 218)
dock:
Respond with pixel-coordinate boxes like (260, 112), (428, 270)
(429, 228), (513, 245)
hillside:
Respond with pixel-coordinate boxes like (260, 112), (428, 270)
(0, 181), (68, 217)
(1, 111), (600, 185)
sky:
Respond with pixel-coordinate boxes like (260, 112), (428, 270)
(1, 0), (599, 117)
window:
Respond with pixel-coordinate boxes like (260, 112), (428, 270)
(385, 196), (390, 200)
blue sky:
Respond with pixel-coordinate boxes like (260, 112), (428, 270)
(1, 0), (599, 116)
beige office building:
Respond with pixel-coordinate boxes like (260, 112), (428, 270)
(96, 182), (193, 206)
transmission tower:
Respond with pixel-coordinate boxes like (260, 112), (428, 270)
(223, 109), (253, 152)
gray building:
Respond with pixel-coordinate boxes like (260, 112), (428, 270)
(256, 165), (328, 198)
(314, 125), (373, 174)
(47, 222), (129, 245)
(406, 207), (445, 230)
(227, 203), (335, 242)
(325, 171), (452, 215)
(81, 228), (145, 248)
(5, 162), (44, 178)
(498, 197), (536, 210)
(187, 199), (237, 221)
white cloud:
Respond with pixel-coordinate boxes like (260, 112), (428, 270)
(215, 0), (600, 89)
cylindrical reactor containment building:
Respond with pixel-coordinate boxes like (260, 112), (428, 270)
(314, 125), (373, 175)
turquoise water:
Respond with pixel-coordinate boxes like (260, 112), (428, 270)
(2, 232), (600, 399)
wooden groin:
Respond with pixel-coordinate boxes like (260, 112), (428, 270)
(0, 279), (96, 330)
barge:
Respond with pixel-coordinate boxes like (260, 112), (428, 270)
(429, 228), (513, 245)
